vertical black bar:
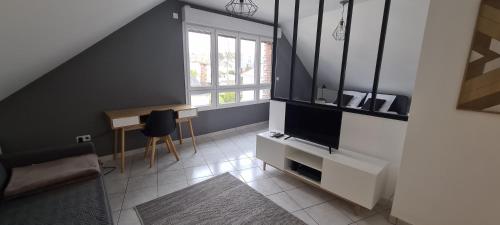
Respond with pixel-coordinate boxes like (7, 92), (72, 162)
(271, 0), (280, 99)
(310, 0), (325, 103)
(370, 0), (391, 111)
(337, 0), (354, 109)
(289, 0), (300, 100)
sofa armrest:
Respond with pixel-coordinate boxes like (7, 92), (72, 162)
(0, 142), (96, 169)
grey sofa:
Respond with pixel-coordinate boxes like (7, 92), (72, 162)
(0, 143), (113, 225)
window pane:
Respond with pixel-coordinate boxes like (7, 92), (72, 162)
(260, 41), (273, 84)
(218, 35), (236, 86)
(190, 93), (212, 107)
(240, 90), (255, 102)
(259, 89), (270, 100)
(240, 39), (256, 85)
(218, 91), (236, 104)
(188, 31), (211, 87)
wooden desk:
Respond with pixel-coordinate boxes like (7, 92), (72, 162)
(105, 104), (198, 173)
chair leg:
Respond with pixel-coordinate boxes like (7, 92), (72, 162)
(163, 136), (174, 156)
(150, 137), (157, 168)
(164, 138), (170, 153)
(144, 138), (152, 159)
(167, 135), (180, 161)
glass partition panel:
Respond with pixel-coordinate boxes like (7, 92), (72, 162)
(314, 0), (346, 107)
(342, 0), (384, 111)
(290, 0), (320, 102)
(273, 0), (297, 100)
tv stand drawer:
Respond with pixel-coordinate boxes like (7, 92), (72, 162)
(256, 134), (286, 170)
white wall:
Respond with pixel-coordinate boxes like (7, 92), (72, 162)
(182, 5), (278, 38)
(269, 100), (408, 199)
(392, 0), (500, 224)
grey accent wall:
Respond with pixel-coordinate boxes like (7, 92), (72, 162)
(274, 36), (313, 101)
(0, 0), (269, 155)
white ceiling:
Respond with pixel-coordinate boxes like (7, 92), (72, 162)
(0, 0), (165, 101)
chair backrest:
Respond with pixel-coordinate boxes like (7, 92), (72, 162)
(144, 110), (176, 137)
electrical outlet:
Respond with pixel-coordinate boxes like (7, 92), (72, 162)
(76, 135), (91, 143)
(172, 12), (179, 19)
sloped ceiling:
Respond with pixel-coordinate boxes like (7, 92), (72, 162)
(0, 0), (165, 101)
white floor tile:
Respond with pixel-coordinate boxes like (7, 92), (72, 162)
(157, 169), (187, 185)
(184, 165), (213, 179)
(129, 160), (156, 177)
(157, 160), (183, 173)
(305, 201), (354, 225)
(355, 214), (393, 225)
(126, 173), (157, 191)
(247, 178), (283, 196)
(334, 198), (378, 222)
(108, 193), (124, 212)
(286, 186), (334, 208)
(118, 209), (141, 225)
(207, 161), (237, 175)
(234, 167), (269, 182)
(292, 210), (319, 225)
(229, 158), (260, 170)
(112, 211), (120, 225)
(158, 180), (189, 196)
(122, 187), (157, 209)
(105, 178), (128, 195)
(271, 174), (306, 191)
(266, 192), (302, 212)
(188, 175), (214, 185)
(202, 153), (229, 163)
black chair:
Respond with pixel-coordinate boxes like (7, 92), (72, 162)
(142, 110), (180, 167)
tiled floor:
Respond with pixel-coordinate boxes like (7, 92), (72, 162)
(102, 124), (393, 225)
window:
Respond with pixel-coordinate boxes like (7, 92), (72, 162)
(259, 89), (271, 100)
(218, 35), (236, 86)
(260, 41), (273, 84)
(190, 92), (212, 107)
(240, 39), (256, 85)
(240, 90), (255, 102)
(188, 31), (212, 87)
(218, 91), (236, 105)
(185, 25), (272, 110)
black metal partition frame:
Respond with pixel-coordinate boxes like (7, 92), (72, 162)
(270, 0), (408, 121)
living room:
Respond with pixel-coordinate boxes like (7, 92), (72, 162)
(0, 0), (499, 225)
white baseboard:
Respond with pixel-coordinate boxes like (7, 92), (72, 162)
(99, 121), (269, 162)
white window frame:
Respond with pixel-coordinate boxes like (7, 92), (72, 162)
(184, 24), (272, 111)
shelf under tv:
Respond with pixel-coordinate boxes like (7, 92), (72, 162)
(285, 150), (322, 171)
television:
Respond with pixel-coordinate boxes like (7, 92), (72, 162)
(284, 103), (342, 152)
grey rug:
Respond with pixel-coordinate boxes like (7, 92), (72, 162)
(135, 173), (307, 225)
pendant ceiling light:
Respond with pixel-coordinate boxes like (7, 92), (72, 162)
(225, 0), (258, 17)
(333, 0), (349, 41)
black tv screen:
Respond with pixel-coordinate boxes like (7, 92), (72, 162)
(285, 103), (342, 149)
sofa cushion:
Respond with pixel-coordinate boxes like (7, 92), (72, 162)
(4, 154), (100, 198)
(0, 176), (113, 225)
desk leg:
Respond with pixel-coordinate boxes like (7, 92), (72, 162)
(120, 128), (125, 173)
(188, 119), (197, 153)
(178, 121), (183, 144)
(113, 129), (118, 160)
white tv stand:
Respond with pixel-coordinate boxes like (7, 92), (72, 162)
(256, 131), (388, 210)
